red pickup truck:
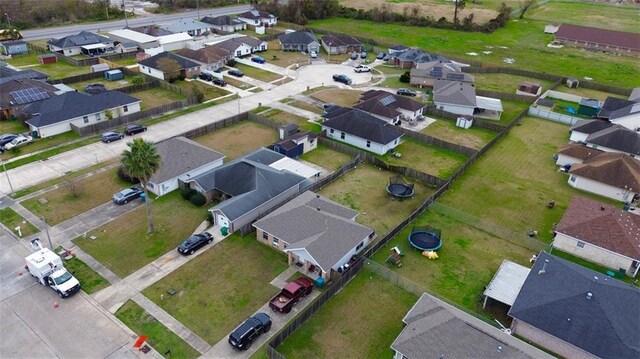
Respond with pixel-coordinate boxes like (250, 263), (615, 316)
(269, 277), (313, 314)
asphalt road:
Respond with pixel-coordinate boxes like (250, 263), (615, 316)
(19, 4), (252, 41)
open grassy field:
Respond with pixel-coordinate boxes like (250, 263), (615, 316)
(311, 88), (363, 107)
(307, 18), (640, 88)
(59, 253), (109, 294)
(276, 267), (417, 359)
(21, 166), (130, 226)
(421, 118), (496, 150)
(473, 73), (556, 93)
(318, 163), (435, 235)
(130, 87), (187, 110)
(262, 41), (312, 68)
(73, 191), (208, 277)
(381, 137), (468, 179)
(115, 300), (200, 359)
(233, 64), (282, 83)
(142, 234), (289, 345)
(193, 121), (277, 160)
(262, 109), (320, 132)
(0, 208), (39, 237)
(300, 144), (354, 171)
(173, 80), (232, 101)
(527, 1), (640, 33)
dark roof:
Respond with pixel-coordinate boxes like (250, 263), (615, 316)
(509, 252), (640, 359)
(556, 197), (640, 259)
(355, 90), (425, 119)
(390, 45), (408, 51)
(201, 15), (244, 26)
(569, 152), (640, 192)
(137, 51), (201, 70)
(556, 23), (640, 51)
(392, 293), (552, 359)
(0, 40), (26, 46)
(557, 143), (603, 161)
(320, 34), (361, 47)
(238, 10), (276, 20)
(175, 47), (229, 64)
(433, 79), (476, 107)
(47, 31), (111, 49)
(393, 48), (448, 64)
(599, 96), (635, 119)
(585, 125), (640, 155)
(0, 67), (48, 85)
(24, 91), (140, 128)
(536, 98), (555, 107)
(127, 25), (173, 37)
(322, 107), (403, 144)
(410, 61), (473, 83)
(213, 36), (263, 52)
(0, 78), (59, 108)
(517, 82), (541, 94)
(150, 137), (225, 184)
(278, 31), (317, 46)
(570, 119), (613, 134)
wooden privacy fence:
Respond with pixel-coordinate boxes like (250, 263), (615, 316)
(398, 127), (478, 157)
(423, 107), (506, 132)
(476, 89), (537, 104)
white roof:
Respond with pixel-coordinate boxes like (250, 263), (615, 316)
(476, 96), (504, 112)
(483, 260), (530, 306)
(108, 29), (157, 44)
(158, 32), (193, 44)
(269, 157), (320, 179)
(25, 248), (61, 270)
(81, 43), (108, 50)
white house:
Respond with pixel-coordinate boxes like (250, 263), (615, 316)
(598, 95), (640, 130)
(569, 119), (614, 142)
(237, 10), (277, 27)
(322, 107), (403, 155)
(568, 152), (640, 202)
(47, 31), (115, 56)
(23, 91), (140, 138)
(160, 19), (211, 37)
(108, 29), (160, 50)
(433, 79), (476, 116)
(201, 15), (247, 32)
(137, 51), (201, 80)
(148, 137), (225, 197)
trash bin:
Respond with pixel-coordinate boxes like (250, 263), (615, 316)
(140, 193), (146, 202)
(314, 276), (325, 288)
(220, 227), (228, 236)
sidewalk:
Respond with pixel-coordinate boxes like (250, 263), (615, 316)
(268, 101), (320, 120)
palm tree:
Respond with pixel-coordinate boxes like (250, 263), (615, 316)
(121, 138), (161, 234)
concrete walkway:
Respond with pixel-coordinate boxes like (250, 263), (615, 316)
(268, 101), (321, 120)
(9, 202), (46, 232)
(269, 267), (298, 289)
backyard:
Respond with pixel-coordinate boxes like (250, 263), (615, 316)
(5, 52), (92, 79)
(311, 88), (363, 107)
(299, 144), (354, 171)
(421, 118), (496, 150)
(381, 137), (468, 179)
(69, 76), (135, 92)
(473, 73), (556, 93)
(193, 121), (277, 160)
(130, 87), (187, 110)
(142, 234), (289, 345)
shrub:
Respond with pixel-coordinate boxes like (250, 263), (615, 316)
(206, 212), (214, 226)
(190, 193), (206, 207)
(131, 75), (145, 85)
(181, 187), (197, 200)
(399, 71), (410, 83)
(117, 166), (140, 184)
(227, 59), (237, 67)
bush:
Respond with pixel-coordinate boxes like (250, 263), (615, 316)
(181, 188), (197, 200)
(131, 75), (145, 85)
(117, 166), (140, 184)
(190, 193), (207, 207)
(206, 212), (214, 226)
(399, 71), (410, 83)
(227, 59), (237, 67)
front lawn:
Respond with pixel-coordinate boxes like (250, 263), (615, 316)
(223, 76), (254, 90)
(380, 137), (468, 179)
(233, 64), (282, 83)
(421, 119), (496, 150)
(0, 119), (29, 135)
(0, 131), (83, 162)
(193, 121), (277, 160)
(142, 234), (289, 345)
(287, 100), (323, 114)
(172, 80), (232, 101)
(130, 87), (187, 110)
(59, 253), (110, 294)
(261, 108), (320, 132)
(0, 208), (39, 237)
(311, 88), (363, 107)
(73, 191), (208, 277)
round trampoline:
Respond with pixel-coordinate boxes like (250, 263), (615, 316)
(408, 227), (442, 251)
(386, 175), (415, 198)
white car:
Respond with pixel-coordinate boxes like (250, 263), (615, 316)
(3, 135), (33, 150)
(354, 65), (371, 73)
(309, 51), (318, 58)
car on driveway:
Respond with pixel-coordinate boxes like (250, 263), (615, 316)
(112, 187), (144, 205)
(360, 51), (367, 59)
(212, 78), (227, 87)
(228, 312), (271, 351)
(397, 88), (417, 97)
(309, 51), (317, 58)
(199, 73), (214, 81)
(332, 74), (352, 85)
(3, 135), (33, 150)
(124, 124), (147, 136)
(0, 133), (19, 151)
(376, 52), (386, 59)
(251, 56), (265, 64)
(228, 69), (244, 77)
(354, 65), (371, 73)
(350, 52), (358, 60)
(177, 232), (214, 255)
(101, 131), (124, 143)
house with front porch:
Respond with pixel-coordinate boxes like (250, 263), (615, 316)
(200, 15), (247, 32)
(137, 51), (201, 80)
(48, 31), (115, 56)
(278, 31), (319, 53)
(253, 191), (374, 280)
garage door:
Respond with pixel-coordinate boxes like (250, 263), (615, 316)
(216, 214), (229, 228)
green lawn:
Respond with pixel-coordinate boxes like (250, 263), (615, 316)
(0, 131), (83, 162)
(0, 208), (39, 237)
(379, 76), (405, 89)
(276, 268), (417, 359)
(311, 88), (363, 107)
(262, 108), (320, 132)
(0, 119), (29, 135)
(233, 64), (282, 83)
(473, 73), (555, 93)
(142, 234), (289, 345)
(130, 87), (187, 110)
(261, 41), (312, 67)
(527, 1), (640, 33)
(58, 253), (110, 294)
(193, 121), (277, 161)
(69, 76), (133, 92)
(374, 65), (408, 75)
(223, 76), (254, 90)
(73, 191), (209, 277)
(4, 52), (41, 67)
(172, 80), (232, 101)
(421, 118), (496, 150)
(381, 137), (468, 179)
(500, 100), (530, 122)
(287, 100), (323, 114)
(115, 300), (200, 359)
(300, 145), (354, 171)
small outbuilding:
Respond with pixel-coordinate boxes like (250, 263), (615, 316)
(578, 98), (600, 117)
(39, 54), (57, 65)
(544, 24), (559, 34)
(0, 40), (28, 55)
(566, 77), (579, 88)
(516, 82), (542, 97)
(535, 98), (555, 111)
(91, 63), (110, 73)
(455, 116), (473, 129)
(104, 69), (124, 81)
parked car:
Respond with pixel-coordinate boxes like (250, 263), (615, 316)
(251, 56), (265, 64)
(354, 65), (371, 73)
(309, 51), (317, 58)
(376, 52), (386, 59)
(101, 131), (124, 143)
(0, 133), (19, 151)
(112, 187), (144, 205)
(228, 69), (244, 77)
(269, 277), (313, 313)
(383, 53), (390, 61)
(397, 88), (417, 97)
(124, 124), (147, 136)
(228, 313), (271, 351)
(198, 73), (214, 81)
(177, 232), (214, 255)
(360, 51), (367, 59)
(3, 135), (33, 150)
(212, 78), (227, 87)
(332, 74), (352, 85)
(323, 103), (337, 112)
(350, 52), (358, 60)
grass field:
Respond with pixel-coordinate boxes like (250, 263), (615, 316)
(311, 88), (363, 107)
(287, 100), (324, 114)
(276, 268), (417, 359)
(5, 53), (92, 79)
(143, 234), (289, 345)
(73, 191), (208, 277)
(21, 166), (130, 226)
(193, 121), (277, 160)
(69, 76), (133, 92)
(262, 108), (319, 132)
(421, 119), (496, 150)
(59, 253), (109, 294)
(473, 73), (555, 93)
(130, 87), (187, 110)
(233, 64), (282, 83)
(0, 119), (29, 135)
(173, 80), (232, 101)
(381, 137), (468, 179)
(300, 144), (354, 171)
(115, 300), (200, 359)
(527, 1), (640, 33)
(262, 41), (312, 68)
(0, 208), (39, 237)
(318, 163), (435, 235)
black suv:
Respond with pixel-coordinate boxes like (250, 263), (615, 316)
(228, 69), (244, 77)
(199, 73), (214, 81)
(212, 78), (227, 87)
(124, 124), (147, 136)
(332, 74), (352, 85)
(177, 232), (214, 255)
(228, 313), (271, 351)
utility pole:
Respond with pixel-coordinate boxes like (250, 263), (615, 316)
(4, 13), (11, 28)
(122, 0), (129, 27)
(105, 0), (110, 20)
(41, 216), (53, 250)
(0, 159), (13, 193)
(197, 0), (200, 20)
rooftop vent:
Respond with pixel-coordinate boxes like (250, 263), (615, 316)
(587, 292), (593, 300)
(538, 259), (549, 275)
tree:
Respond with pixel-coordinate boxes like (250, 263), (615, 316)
(453, 0), (466, 25)
(121, 139), (161, 234)
(519, 0), (538, 19)
(156, 57), (181, 82)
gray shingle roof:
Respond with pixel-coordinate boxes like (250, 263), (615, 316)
(0, 78), (59, 108)
(253, 191), (372, 272)
(355, 89), (425, 119)
(509, 252), (640, 359)
(585, 125), (640, 155)
(160, 19), (211, 34)
(150, 137), (225, 184)
(47, 31), (111, 49)
(392, 293), (552, 359)
(201, 15), (244, 26)
(0, 67), (48, 85)
(138, 51), (201, 70)
(278, 31), (317, 45)
(433, 79), (476, 107)
(24, 91), (140, 128)
(322, 107), (403, 145)
(320, 34), (361, 47)
(238, 10), (276, 20)
(570, 119), (613, 134)
(392, 48), (448, 64)
(598, 96), (636, 119)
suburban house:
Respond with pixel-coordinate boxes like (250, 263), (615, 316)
(175, 47), (231, 71)
(201, 15), (247, 32)
(185, 148), (318, 233)
(630, 87), (640, 102)
(0, 40), (27, 55)
(597, 95), (640, 130)
(160, 19), (211, 37)
(389, 48), (449, 69)
(278, 31), (319, 53)
(0, 78), (60, 120)
(156, 32), (194, 52)
(354, 89), (426, 124)
(433, 79), (503, 120)
(388, 44), (408, 54)
(137, 51), (201, 80)
(147, 137), (225, 197)
(392, 293), (553, 359)
(320, 34), (362, 55)
(0, 66), (48, 85)
(212, 36), (266, 57)
(128, 25), (174, 37)
(583, 125), (640, 157)
(568, 119), (613, 142)
(568, 152), (640, 202)
(253, 191), (374, 280)
(47, 31), (115, 56)
(322, 106), (403, 155)
(410, 61), (472, 88)
(237, 10), (277, 27)
(555, 143), (603, 167)
(508, 252), (640, 359)
(273, 125), (318, 158)
(23, 91), (141, 138)
(115, 42), (138, 54)
(554, 23), (640, 56)
(516, 82), (542, 97)
(108, 29), (160, 50)
(553, 197), (640, 277)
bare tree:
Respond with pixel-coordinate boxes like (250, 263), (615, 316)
(66, 179), (83, 198)
(519, 0), (538, 19)
(453, 0), (466, 25)
(156, 58), (181, 82)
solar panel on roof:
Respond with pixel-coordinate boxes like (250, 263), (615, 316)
(10, 87), (50, 105)
(379, 95), (396, 106)
(448, 73), (465, 80)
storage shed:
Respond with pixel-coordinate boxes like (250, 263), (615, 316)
(455, 116), (473, 129)
(104, 69), (124, 81)
(39, 54), (57, 65)
(0, 40), (27, 55)
(578, 98), (600, 117)
(91, 63), (110, 73)
(566, 77), (579, 88)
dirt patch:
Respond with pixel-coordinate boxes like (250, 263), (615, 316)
(341, 0), (498, 24)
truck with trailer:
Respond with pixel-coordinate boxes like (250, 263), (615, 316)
(24, 241), (81, 298)
(268, 277), (313, 314)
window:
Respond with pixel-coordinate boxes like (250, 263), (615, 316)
(83, 116), (89, 124)
(262, 232), (268, 240)
(310, 139), (315, 145)
(577, 241), (585, 248)
(95, 113), (101, 121)
(340, 132), (345, 140)
(236, 50), (242, 57)
(273, 237), (279, 247)
(148, 68), (151, 74)
(329, 129), (334, 134)
(366, 140), (371, 148)
(123, 105), (128, 113)
(356, 241), (364, 251)
(570, 175), (576, 183)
